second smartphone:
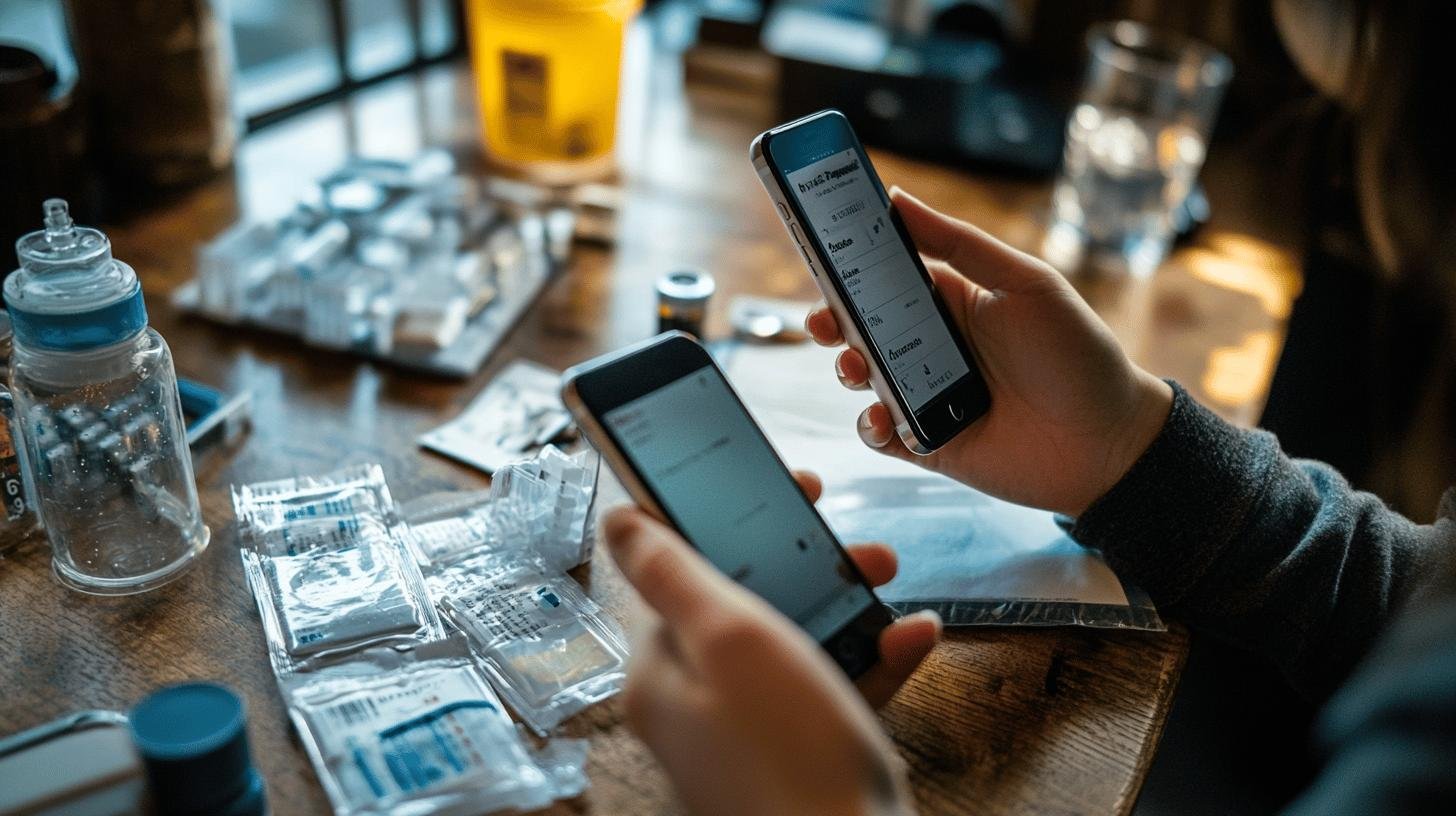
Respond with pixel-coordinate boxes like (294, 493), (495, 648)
(562, 333), (891, 678)
(751, 109), (990, 453)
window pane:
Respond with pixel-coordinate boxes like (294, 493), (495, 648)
(345, 0), (416, 80)
(419, 0), (457, 58)
(0, 0), (75, 82)
(231, 0), (341, 117)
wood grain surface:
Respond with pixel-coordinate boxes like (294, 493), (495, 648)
(1, 48), (1301, 815)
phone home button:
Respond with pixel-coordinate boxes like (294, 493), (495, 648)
(948, 403), (965, 421)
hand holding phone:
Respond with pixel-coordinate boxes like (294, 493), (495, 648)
(805, 187), (1176, 518)
(752, 110), (991, 453)
(563, 333), (913, 678)
(598, 503), (925, 816)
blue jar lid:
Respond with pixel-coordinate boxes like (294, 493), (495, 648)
(130, 682), (267, 816)
(3, 199), (149, 351)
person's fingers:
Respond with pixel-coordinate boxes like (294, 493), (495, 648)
(805, 305), (844, 347)
(845, 542), (898, 588)
(835, 348), (871, 390)
(856, 402), (893, 449)
(604, 506), (734, 633)
(856, 611), (942, 708)
(791, 470), (823, 504)
(890, 187), (1051, 292)
(621, 626), (699, 745)
(856, 402), (923, 464)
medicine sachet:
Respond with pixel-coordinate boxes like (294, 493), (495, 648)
(235, 465), (442, 676)
(286, 638), (560, 816)
(433, 554), (628, 735)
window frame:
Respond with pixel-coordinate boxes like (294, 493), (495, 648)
(243, 0), (467, 132)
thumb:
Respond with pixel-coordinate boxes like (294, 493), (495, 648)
(891, 187), (1053, 292)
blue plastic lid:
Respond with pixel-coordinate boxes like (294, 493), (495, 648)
(3, 199), (149, 351)
(130, 682), (267, 816)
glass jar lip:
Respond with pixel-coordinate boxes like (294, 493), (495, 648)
(1086, 20), (1233, 88)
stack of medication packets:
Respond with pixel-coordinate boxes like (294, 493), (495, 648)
(234, 464), (591, 815)
(184, 152), (572, 377)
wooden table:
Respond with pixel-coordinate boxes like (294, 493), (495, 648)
(0, 52), (1300, 815)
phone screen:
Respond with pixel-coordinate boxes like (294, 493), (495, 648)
(602, 363), (878, 641)
(784, 147), (972, 412)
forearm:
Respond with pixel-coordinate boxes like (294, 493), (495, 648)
(1069, 382), (1451, 699)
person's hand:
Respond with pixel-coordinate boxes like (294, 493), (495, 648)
(603, 472), (934, 816)
(807, 188), (1173, 517)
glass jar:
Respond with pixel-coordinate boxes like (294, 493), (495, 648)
(2, 199), (209, 594)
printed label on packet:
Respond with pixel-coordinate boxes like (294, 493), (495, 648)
(298, 663), (549, 807)
(452, 579), (579, 643)
(257, 513), (392, 557)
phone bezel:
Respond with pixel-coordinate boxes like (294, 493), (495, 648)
(757, 110), (990, 450)
(562, 332), (891, 678)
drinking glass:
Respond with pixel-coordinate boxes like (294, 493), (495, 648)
(1043, 21), (1232, 278)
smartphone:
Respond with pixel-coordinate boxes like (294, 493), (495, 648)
(562, 332), (892, 678)
(751, 109), (991, 453)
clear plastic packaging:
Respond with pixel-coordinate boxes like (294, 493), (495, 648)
(286, 638), (559, 816)
(478, 445), (599, 572)
(234, 465), (443, 677)
(398, 452), (625, 736)
(433, 554), (628, 736)
(233, 464), (394, 532)
(234, 464), (598, 812)
(182, 152), (571, 378)
(241, 539), (444, 676)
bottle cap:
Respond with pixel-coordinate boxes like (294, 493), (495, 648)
(4, 199), (148, 350)
(129, 683), (267, 816)
(656, 269), (715, 306)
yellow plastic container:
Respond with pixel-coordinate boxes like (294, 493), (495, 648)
(466, 0), (640, 184)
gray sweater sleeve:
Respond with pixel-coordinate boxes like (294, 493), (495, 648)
(1068, 382), (1452, 700)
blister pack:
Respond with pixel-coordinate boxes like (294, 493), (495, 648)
(477, 445), (599, 572)
(432, 553), (628, 735)
(286, 637), (567, 816)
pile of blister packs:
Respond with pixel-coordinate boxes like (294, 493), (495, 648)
(181, 152), (573, 377)
(233, 449), (624, 815)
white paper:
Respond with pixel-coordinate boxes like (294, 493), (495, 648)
(420, 361), (572, 474)
(724, 342), (1130, 608)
